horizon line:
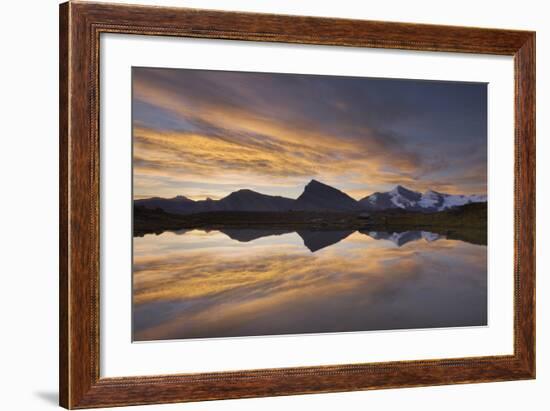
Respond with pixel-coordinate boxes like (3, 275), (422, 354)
(134, 180), (487, 202)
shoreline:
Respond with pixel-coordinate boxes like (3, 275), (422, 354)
(133, 203), (487, 245)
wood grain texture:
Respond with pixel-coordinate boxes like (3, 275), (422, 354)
(59, 1), (536, 409)
(59, 2), (69, 407)
(514, 34), (536, 376)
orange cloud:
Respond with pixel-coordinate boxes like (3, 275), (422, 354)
(132, 69), (487, 199)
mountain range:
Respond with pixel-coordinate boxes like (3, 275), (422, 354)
(173, 228), (445, 251)
(135, 179), (487, 215)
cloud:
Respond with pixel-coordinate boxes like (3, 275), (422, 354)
(132, 68), (487, 198)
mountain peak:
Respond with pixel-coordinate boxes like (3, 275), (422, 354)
(136, 180), (487, 216)
(222, 188), (263, 201)
(390, 184), (412, 194)
(232, 188), (256, 195)
(302, 179), (343, 195)
(390, 185), (421, 201)
(174, 195), (194, 202)
(212, 189), (294, 213)
(297, 179), (359, 211)
(305, 179), (327, 188)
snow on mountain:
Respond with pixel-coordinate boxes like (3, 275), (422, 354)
(421, 231), (441, 242)
(438, 193), (487, 210)
(388, 185), (422, 209)
(366, 230), (421, 246)
(135, 181), (486, 215)
(360, 185), (486, 212)
(365, 230), (443, 247)
(417, 190), (443, 209)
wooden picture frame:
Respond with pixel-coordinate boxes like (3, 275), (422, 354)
(59, 1), (535, 408)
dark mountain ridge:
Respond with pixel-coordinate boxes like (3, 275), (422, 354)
(135, 189), (296, 214)
(135, 180), (486, 215)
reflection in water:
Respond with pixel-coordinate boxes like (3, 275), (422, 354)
(212, 229), (443, 251)
(133, 229), (487, 341)
(362, 230), (442, 247)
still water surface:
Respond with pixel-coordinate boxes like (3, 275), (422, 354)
(133, 229), (487, 341)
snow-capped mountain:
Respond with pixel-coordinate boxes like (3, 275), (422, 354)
(359, 185), (486, 212)
(417, 189), (487, 210)
(364, 230), (443, 247)
(135, 181), (486, 215)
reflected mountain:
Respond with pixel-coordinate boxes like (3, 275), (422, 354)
(220, 228), (292, 242)
(362, 230), (442, 247)
(220, 228), (355, 252)
(297, 230), (355, 252)
(205, 228), (446, 251)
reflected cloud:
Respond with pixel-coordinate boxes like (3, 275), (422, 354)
(133, 229), (487, 341)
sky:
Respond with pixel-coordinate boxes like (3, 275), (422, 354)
(132, 67), (487, 201)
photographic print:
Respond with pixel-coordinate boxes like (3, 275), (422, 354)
(132, 67), (488, 342)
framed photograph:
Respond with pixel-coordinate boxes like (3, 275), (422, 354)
(59, 1), (535, 409)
